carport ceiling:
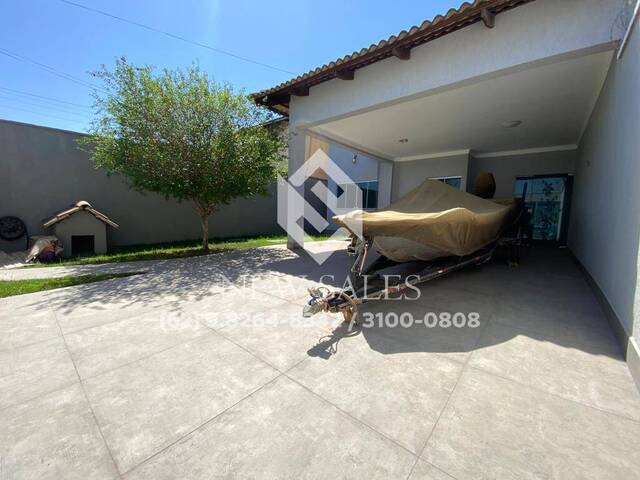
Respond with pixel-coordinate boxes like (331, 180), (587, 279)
(314, 50), (613, 159)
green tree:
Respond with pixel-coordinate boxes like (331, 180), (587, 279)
(82, 58), (285, 251)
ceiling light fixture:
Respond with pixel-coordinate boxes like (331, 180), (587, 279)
(501, 120), (522, 128)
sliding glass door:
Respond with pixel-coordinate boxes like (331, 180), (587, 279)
(513, 174), (573, 244)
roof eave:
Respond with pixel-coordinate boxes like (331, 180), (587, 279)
(251, 0), (535, 115)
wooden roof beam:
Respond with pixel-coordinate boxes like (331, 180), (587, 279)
(391, 45), (411, 60)
(481, 7), (495, 28)
(262, 92), (291, 106)
(336, 69), (354, 80)
(290, 86), (309, 97)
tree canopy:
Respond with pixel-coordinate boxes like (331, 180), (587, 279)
(82, 59), (285, 250)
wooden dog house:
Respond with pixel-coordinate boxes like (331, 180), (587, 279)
(43, 201), (119, 257)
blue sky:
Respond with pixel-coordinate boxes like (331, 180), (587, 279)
(0, 0), (462, 132)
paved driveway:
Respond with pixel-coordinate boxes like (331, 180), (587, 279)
(1, 244), (639, 479)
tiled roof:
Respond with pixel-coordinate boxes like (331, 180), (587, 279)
(252, 0), (534, 115)
(43, 201), (119, 228)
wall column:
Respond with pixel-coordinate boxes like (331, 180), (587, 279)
(286, 124), (307, 250)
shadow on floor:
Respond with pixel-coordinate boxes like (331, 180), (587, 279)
(305, 246), (621, 362)
(14, 243), (622, 363)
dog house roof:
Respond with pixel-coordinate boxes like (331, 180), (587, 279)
(43, 201), (119, 228)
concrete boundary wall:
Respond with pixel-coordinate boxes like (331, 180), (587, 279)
(0, 120), (281, 252)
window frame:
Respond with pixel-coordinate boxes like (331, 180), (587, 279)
(431, 176), (463, 189)
(336, 180), (379, 210)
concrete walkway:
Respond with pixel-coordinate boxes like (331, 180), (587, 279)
(0, 259), (157, 281)
(0, 241), (349, 281)
(1, 245), (639, 479)
(0, 244), (297, 281)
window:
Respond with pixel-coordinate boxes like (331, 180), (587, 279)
(336, 181), (378, 209)
(432, 176), (462, 189)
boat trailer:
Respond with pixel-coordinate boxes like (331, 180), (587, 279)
(303, 236), (502, 324)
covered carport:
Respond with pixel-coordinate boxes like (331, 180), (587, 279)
(306, 47), (612, 224)
(250, 0), (640, 475)
(254, 0), (639, 375)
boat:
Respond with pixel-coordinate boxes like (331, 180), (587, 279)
(303, 175), (526, 323)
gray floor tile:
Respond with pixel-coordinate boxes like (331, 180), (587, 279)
(55, 301), (180, 334)
(84, 332), (278, 472)
(358, 298), (487, 364)
(0, 304), (60, 350)
(0, 384), (118, 480)
(43, 271), (227, 325)
(289, 327), (463, 453)
(470, 321), (640, 420)
(248, 272), (331, 302)
(124, 376), (415, 479)
(64, 309), (208, 379)
(0, 337), (78, 409)
(432, 262), (516, 297)
(218, 301), (339, 371)
(423, 368), (640, 480)
(3, 246), (639, 480)
(511, 271), (593, 301)
(181, 286), (291, 329)
(435, 250), (586, 299)
(491, 293), (610, 340)
(409, 460), (456, 480)
(417, 283), (497, 319)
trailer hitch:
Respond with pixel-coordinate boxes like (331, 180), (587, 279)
(302, 286), (330, 317)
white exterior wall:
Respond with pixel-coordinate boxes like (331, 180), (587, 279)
(378, 161), (393, 208)
(290, 0), (624, 129)
(569, 17), (640, 353)
(390, 149), (576, 205)
(327, 144), (379, 184)
(323, 143), (391, 230)
(392, 154), (470, 201)
(286, 127), (307, 248)
(469, 150), (577, 197)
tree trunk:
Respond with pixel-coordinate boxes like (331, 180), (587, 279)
(193, 200), (216, 252)
(200, 214), (209, 252)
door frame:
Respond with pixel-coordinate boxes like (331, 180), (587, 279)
(514, 173), (574, 245)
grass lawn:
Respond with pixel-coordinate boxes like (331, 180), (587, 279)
(0, 272), (143, 298)
(28, 234), (332, 267)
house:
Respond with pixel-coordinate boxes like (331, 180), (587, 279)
(252, 0), (640, 385)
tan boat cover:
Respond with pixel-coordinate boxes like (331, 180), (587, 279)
(334, 179), (519, 262)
